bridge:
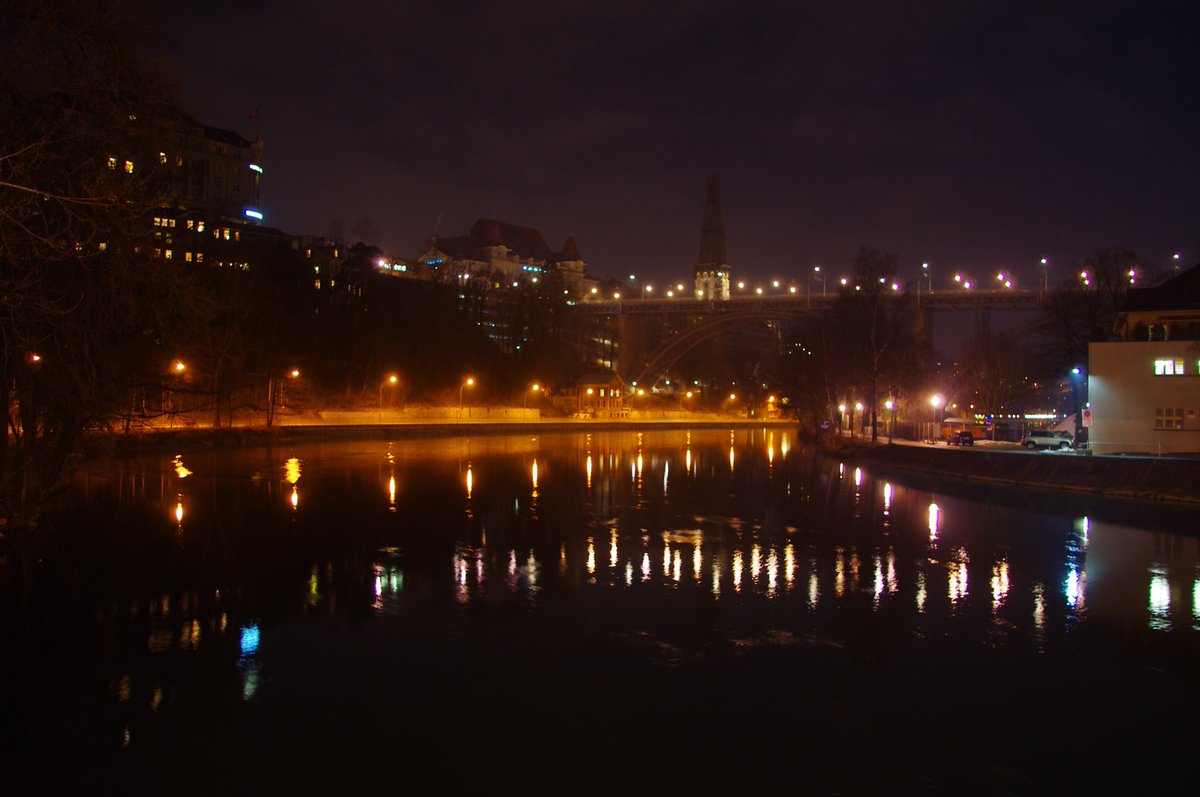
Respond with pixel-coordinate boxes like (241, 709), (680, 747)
(575, 288), (1048, 387)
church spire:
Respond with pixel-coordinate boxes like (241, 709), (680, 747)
(696, 174), (727, 269)
(694, 175), (731, 300)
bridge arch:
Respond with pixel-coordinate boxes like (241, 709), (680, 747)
(630, 308), (810, 388)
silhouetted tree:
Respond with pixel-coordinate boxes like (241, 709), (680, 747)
(0, 0), (195, 531)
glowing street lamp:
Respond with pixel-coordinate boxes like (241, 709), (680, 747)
(930, 394), (944, 438)
(813, 266), (825, 297)
(379, 374), (398, 420)
(885, 399), (896, 443)
(525, 382), (541, 409)
(459, 376), (475, 409)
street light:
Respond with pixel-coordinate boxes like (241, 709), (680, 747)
(379, 374), (398, 420)
(930, 395), (944, 441)
(917, 262), (930, 304)
(525, 382), (541, 409)
(838, 403), (846, 434)
(459, 376), (475, 409)
(813, 266), (825, 296)
(1040, 257), (1049, 297)
(1070, 367), (1085, 448)
(885, 399), (896, 443)
(853, 402), (863, 438)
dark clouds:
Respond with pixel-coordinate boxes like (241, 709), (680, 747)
(158, 0), (1199, 286)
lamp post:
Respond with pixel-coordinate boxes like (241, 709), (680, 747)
(917, 262), (930, 304)
(1070, 367), (1084, 449)
(853, 401), (863, 439)
(379, 374), (397, 421)
(885, 399), (895, 444)
(459, 376), (475, 413)
(168, 360), (187, 427)
(930, 395), (944, 442)
(838, 403), (846, 435)
(813, 266), (825, 297)
(1040, 257), (1049, 299)
(524, 382), (540, 409)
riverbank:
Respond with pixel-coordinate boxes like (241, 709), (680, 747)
(826, 436), (1200, 506)
(80, 416), (799, 456)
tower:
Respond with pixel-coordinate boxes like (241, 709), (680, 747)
(694, 175), (731, 300)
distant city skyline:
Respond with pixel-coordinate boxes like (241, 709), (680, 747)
(159, 1), (1198, 287)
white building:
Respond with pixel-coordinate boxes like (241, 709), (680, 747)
(1088, 265), (1200, 454)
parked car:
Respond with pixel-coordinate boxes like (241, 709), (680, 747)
(948, 430), (975, 446)
(1021, 430), (1073, 450)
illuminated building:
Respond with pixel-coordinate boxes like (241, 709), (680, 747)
(1088, 263), (1200, 454)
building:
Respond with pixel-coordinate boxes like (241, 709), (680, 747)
(169, 121), (265, 224)
(1088, 264), (1200, 454)
(418, 218), (594, 296)
(554, 373), (628, 418)
(694, 175), (731, 301)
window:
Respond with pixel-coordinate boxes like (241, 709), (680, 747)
(185, 252), (193, 262)
(124, 160), (134, 174)
(164, 249), (173, 260)
(1154, 358), (1184, 375)
(196, 221), (205, 233)
(1154, 408), (1184, 430)
(195, 253), (203, 263)
(106, 156), (116, 170)
(159, 151), (167, 164)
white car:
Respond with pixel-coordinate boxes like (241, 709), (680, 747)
(1021, 430), (1074, 450)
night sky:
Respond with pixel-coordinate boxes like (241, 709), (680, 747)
(159, 0), (1198, 288)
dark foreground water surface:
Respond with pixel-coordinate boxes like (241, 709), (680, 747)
(3, 428), (1198, 793)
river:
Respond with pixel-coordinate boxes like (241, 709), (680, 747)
(3, 427), (1197, 792)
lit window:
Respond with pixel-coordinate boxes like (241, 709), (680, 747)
(1154, 358), (1184, 375)
(306, 248), (312, 258)
(169, 219), (176, 228)
(98, 242), (107, 251)
(186, 219), (194, 230)
(159, 152), (167, 164)
(234, 231), (240, 241)
(1154, 408), (1184, 430)
(195, 253), (203, 263)
(223, 229), (231, 241)
(106, 157), (116, 170)
(314, 279), (321, 290)
(164, 249), (173, 259)
(124, 160), (134, 174)
(196, 222), (204, 233)
(185, 252), (193, 262)
(154, 248), (162, 258)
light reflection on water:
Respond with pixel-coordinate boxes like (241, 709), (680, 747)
(21, 427), (1200, 776)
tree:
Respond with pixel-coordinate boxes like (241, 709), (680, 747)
(826, 246), (923, 442)
(1030, 246), (1146, 438)
(0, 0), (193, 533)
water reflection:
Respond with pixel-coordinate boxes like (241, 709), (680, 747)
(28, 427), (1200, 768)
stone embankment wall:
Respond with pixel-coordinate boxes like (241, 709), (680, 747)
(838, 442), (1200, 505)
